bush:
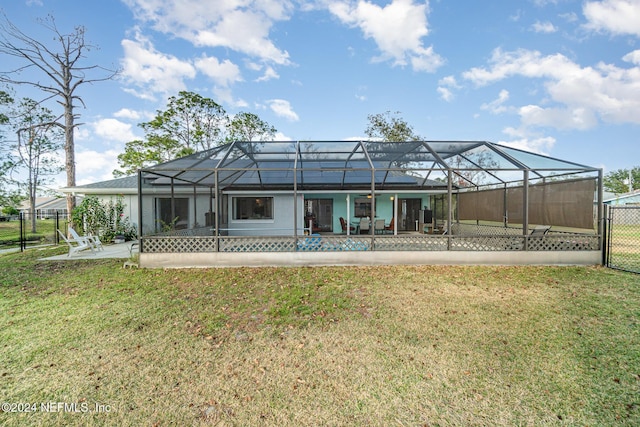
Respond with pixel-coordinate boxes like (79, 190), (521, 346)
(72, 196), (137, 242)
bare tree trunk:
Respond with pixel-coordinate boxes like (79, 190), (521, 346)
(65, 102), (76, 218)
(29, 183), (36, 233)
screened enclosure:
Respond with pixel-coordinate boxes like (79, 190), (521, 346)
(137, 140), (603, 267)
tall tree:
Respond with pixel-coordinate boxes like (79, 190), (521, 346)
(604, 167), (640, 194)
(226, 112), (277, 142)
(6, 98), (64, 232)
(114, 91), (227, 176)
(144, 91), (227, 152)
(114, 92), (277, 176)
(0, 13), (118, 215)
(365, 111), (421, 142)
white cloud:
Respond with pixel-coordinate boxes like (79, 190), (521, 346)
(462, 48), (640, 129)
(267, 99), (299, 121)
(499, 127), (556, 155)
(437, 75), (460, 101)
(559, 12), (578, 23)
(120, 32), (196, 98)
(583, 0), (640, 36)
(518, 105), (598, 130)
(123, 0), (292, 64)
(213, 87), (248, 109)
(531, 20), (557, 33)
(437, 86), (454, 102)
(438, 75), (460, 88)
(113, 108), (143, 121)
(462, 48), (580, 86)
(481, 89), (510, 114)
(255, 66), (280, 82)
(76, 149), (123, 184)
(194, 55), (243, 87)
(273, 131), (293, 141)
(328, 0), (444, 72)
(623, 49), (640, 65)
(91, 119), (139, 144)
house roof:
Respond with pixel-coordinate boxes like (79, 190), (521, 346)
(142, 140), (599, 191)
(19, 197), (69, 211)
(60, 176), (138, 194)
(604, 189), (640, 204)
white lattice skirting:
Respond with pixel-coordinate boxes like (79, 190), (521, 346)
(139, 234), (601, 267)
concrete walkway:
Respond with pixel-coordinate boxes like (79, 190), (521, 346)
(43, 241), (138, 260)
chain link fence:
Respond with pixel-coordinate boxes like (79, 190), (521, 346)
(606, 206), (640, 274)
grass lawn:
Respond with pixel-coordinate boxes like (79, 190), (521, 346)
(0, 248), (638, 426)
(0, 219), (61, 248)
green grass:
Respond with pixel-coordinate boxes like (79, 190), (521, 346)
(0, 248), (639, 426)
(0, 219), (60, 247)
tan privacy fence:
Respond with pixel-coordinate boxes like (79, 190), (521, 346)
(458, 178), (596, 230)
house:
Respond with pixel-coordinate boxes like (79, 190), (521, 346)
(60, 176), (138, 226)
(19, 197), (71, 219)
(604, 189), (640, 206)
(63, 140), (605, 268)
(604, 190), (640, 227)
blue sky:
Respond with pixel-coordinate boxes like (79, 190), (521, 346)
(2, 0), (639, 186)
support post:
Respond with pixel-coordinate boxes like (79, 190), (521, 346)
(214, 170), (220, 252)
(447, 169), (453, 249)
(597, 169), (604, 257)
(394, 193), (398, 235)
(523, 170), (529, 250)
(137, 169), (142, 245)
(346, 194), (351, 236)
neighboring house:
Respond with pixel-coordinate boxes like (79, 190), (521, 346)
(19, 197), (71, 219)
(604, 190), (640, 226)
(604, 190), (640, 206)
(60, 175), (138, 228)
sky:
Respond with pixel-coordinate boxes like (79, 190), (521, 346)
(1, 0), (639, 188)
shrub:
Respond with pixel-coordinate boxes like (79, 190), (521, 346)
(72, 195), (137, 241)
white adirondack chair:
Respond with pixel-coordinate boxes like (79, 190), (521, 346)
(57, 229), (94, 257)
(69, 227), (104, 251)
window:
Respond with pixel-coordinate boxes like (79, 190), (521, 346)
(233, 197), (273, 220)
(354, 197), (372, 218)
(157, 198), (189, 230)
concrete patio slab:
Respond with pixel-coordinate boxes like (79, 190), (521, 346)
(42, 241), (138, 260)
